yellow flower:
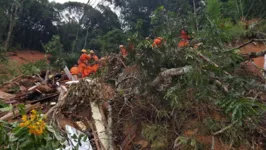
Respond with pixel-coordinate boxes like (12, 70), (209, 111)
(19, 120), (30, 127)
(31, 110), (37, 114)
(22, 115), (27, 122)
(19, 110), (46, 136)
(30, 114), (36, 121)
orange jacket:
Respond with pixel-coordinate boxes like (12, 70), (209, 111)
(92, 64), (99, 72)
(78, 63), (87, 77)
(180, 30), (191, 40)
(70, 66), (79, 75)
(79, 54), (91, 64)
(178, 40), (189, 48)
(83, 64), (99, 77)
(91, 55), (99, 61)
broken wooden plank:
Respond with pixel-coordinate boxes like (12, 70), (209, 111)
(0, 102), (41, 121)
(90, 101), (108, 150)
(0, 90), (15, 101)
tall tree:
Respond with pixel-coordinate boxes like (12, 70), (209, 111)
(4, 0), (23, 51)
(12, 0), (56, 50)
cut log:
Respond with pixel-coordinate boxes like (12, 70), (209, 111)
(0, 102), (41, 121)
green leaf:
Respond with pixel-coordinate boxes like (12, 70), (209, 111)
(17, 104), (26, 115)
(20, 136), (34, 148)
(0, 104), (13, 112)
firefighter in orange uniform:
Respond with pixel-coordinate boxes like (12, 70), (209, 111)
(83, 50), (99, 77)
(70, 64), (79, 80)
(152, 37), (164, 48)
(90, 50), (99, 73)
(178, 29), (191, 48)
(78, 49), (91, 77)
(119, 45), (128, 58)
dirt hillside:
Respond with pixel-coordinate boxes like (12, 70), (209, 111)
(7, 50), (47, 64)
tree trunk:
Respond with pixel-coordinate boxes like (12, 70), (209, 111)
(193, 0), (198, 32)
(71, 28), (80, 53)
(4, 2), (18, 51)
(83, 27), (89, 49)
(71, 0), (90, 52)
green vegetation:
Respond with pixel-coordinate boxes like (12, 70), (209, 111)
(0, 0), (266, 149)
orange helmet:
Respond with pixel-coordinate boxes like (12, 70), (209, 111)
(81, 49), (87, 53)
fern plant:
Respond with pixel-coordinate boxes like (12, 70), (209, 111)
(217, 97), (266, 125)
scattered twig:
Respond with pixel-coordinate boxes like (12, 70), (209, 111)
(213, 121), (237, 135)
(231, 39), (254, 50)
(37, 74), (44, 82)
(195, 51), (231, 76)
(118, 58), (126, 68)
(214, 80), (229, 93)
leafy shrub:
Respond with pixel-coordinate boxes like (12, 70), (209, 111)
(20, 60), (49, 75)
(0, 109), (64, 150)
(63, 52), (80, 67)
(43, 35), (65, 68)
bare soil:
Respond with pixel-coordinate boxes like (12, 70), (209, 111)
(240, 43), (266, 68)
(7, 50), (47, 64)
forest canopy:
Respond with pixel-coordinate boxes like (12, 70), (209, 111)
(0, 0), (265, 55)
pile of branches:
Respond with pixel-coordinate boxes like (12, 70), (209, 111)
(108, 40), (266, 149)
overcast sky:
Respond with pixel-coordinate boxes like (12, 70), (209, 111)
(49, 0), (121, 19)
(49, 0), (101, 7)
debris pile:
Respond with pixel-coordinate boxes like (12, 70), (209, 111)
(0, 73), (61, 120)
(0, 67), (118, 149)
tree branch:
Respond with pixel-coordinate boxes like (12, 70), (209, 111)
(243, 49), (266, 59)
(194, 50), (231, 76)
(212, 121), (237, 135)
(151, 66), (192, 91)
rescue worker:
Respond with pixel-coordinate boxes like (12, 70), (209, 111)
(90, 50), (99, 61)
(119, 45), (128, 58)
(152, 37), (164, 48)
(90, 50), (99, 73)
(70, 64), (79, 80)
(78, 49), (91, 77)
(83, 50), (99, 77)
(178, 29), (191, 48)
